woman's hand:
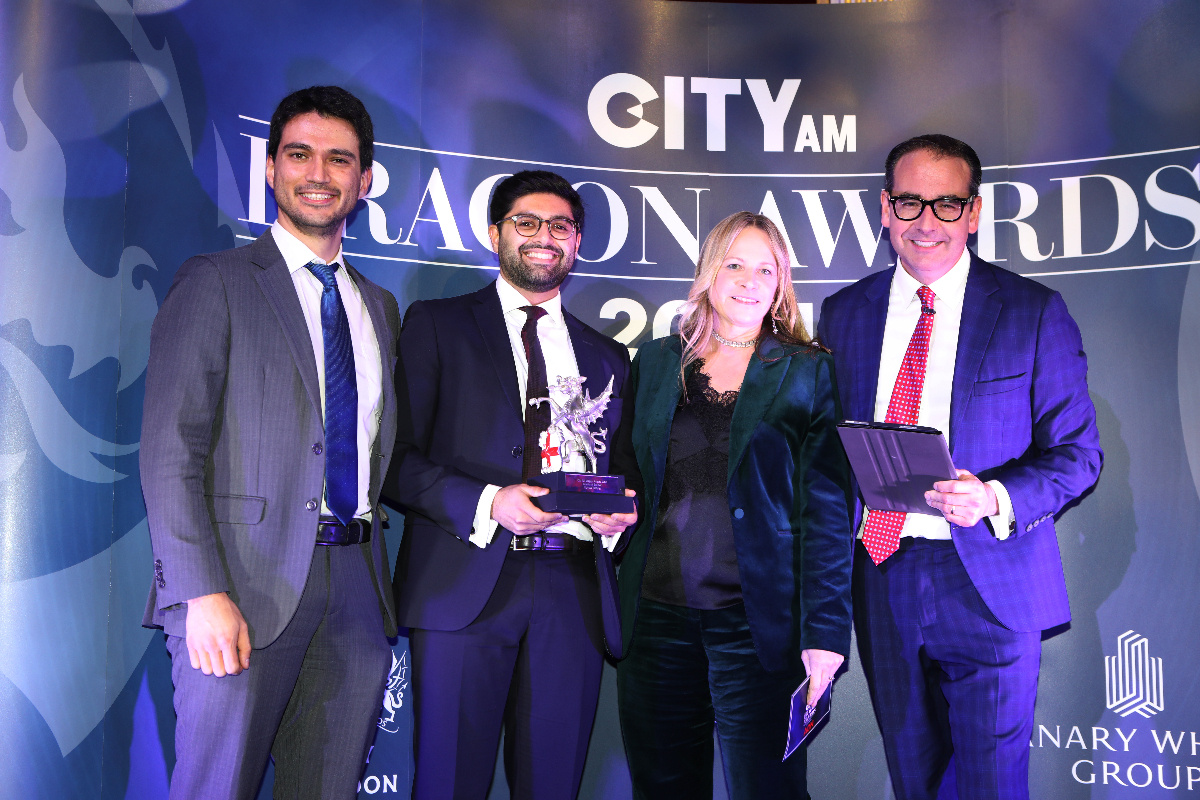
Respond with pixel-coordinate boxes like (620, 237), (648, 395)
(801, 648), (844, 707)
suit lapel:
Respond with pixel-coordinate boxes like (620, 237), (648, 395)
(849, 270), (892, 421)
(471, 283), (522, 417)
(251, 231), (322, 416)
(727, 340), (789, 483)
(645, 342), (684, 492)
(564, 312), (608, 397)
(949, 256), (1001, 454)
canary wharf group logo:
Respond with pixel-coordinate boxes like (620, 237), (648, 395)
(1105, 631), (1164, 718)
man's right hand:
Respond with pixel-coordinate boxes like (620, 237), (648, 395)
(185, 592), (251, 677)
(491, 484), (568, 534)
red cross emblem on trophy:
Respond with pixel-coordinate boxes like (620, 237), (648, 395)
(538, 429), (562, 471)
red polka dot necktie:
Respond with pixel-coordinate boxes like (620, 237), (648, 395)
(862, 285), (937, 565)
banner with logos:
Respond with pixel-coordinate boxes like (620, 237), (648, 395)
(2, 0), (1198, 797)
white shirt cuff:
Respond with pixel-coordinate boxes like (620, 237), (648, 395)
(471, 487), (623, 551)
(986, 480), (1015, 541)
(470, 484), (502, 548)
(553, 519), (619, 551)
(546, 517), (622, 550)
(546, 518), (593, 542)
(598, 529), (622, 552)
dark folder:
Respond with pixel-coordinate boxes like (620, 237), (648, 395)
(783, 677), (832, 760)
(835, 421), (956, 516)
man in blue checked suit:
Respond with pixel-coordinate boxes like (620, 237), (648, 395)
(817, 134), (1102, 800)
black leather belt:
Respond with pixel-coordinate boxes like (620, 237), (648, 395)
(509, 532), (590, 553)
(316, 516), (371, 546)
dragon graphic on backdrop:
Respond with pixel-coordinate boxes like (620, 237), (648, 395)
(0, 0), (205, 761)
(0, 71), (160, 757)
(0, 0), (191, 762)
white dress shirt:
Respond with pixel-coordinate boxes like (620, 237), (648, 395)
(272, 222), (383, 521)
(470, 275), (620, 551)
(869, 247), (1013, 540)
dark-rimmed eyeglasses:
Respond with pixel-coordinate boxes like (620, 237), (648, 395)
(887, 194), (977, 223)
(499, 214), (578, 240)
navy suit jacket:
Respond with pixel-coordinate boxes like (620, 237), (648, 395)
(817, 253), (1103, 632)
(616, 336), (855, 672)
(385, 282), (639, 654)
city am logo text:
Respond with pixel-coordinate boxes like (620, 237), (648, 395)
(1106, 630), (1164, 718)
(587, 73), (855, 153)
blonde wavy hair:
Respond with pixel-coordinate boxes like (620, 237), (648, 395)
(677, 211), (813, 372)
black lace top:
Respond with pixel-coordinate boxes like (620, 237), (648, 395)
(640, 364), (743, 609)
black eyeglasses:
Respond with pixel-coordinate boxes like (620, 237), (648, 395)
(887, 193), (977, 223)
(499, 214), (578, 240)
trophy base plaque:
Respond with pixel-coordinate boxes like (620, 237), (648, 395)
(530, 472), (635, 516)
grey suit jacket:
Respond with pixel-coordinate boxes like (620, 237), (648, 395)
(141, 230), (400, 647)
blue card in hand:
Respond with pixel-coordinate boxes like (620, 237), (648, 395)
(783, 677), (833, 760)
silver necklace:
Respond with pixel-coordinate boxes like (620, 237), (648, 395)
(712, 330), (757, 348)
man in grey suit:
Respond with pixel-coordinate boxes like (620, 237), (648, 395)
(141, 86), (400, 800)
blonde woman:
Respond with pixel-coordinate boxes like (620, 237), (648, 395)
(615, 212), (854, 799)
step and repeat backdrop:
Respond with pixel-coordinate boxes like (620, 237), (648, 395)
(2, 0), (1199, 797)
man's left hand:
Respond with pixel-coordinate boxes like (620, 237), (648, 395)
(926, 469), (998, 528)
(584, 489), (638, 538)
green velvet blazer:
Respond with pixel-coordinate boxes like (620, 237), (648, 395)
(616, 335), (855, 672)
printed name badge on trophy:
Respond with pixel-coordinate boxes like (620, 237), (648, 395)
(528, 375), (635, 516)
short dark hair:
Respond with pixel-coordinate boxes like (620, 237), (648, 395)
(489, 171), (585, 234)
(268, 86), (374, 171)
(884, 134), (982, 197)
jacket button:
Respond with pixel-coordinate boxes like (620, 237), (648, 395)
(312, 442), (323, 455)
(1025, 523), (1034, 532)
(512, 446), (523, 458)
(733, 508), (745, 519)
(306, 499), (318, 511)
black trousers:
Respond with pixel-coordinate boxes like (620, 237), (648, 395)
(409, 548), (606, 800)
(616, 599), (809, 800)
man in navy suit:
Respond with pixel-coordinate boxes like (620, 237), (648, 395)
(386, 171), (639, 799)
(817, 134), (1102, 800)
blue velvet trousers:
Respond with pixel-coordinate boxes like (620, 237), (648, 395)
(616, 599), (809, 800)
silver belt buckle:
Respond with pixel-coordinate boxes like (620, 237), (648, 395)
(510, 533), (543, 551)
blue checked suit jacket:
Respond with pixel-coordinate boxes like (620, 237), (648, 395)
(817, 252), (1103, 632)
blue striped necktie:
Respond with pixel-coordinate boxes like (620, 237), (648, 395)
(305, 260), (359, 525)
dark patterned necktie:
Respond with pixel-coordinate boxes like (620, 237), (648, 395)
(520, 305), (550, 483)
(305, 260), (359, 525)
(862, 285), (936, 565)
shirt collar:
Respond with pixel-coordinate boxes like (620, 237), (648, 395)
(272, 221), (345, 275)
(496, 273), (565, 326)
(891, 246), (972, 310)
